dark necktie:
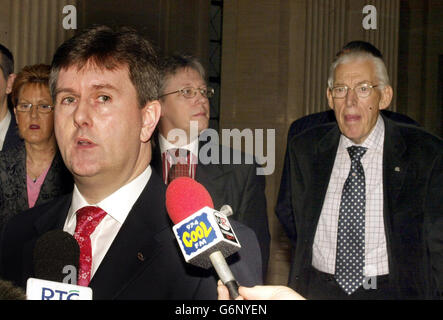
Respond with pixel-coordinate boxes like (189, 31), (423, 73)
(167, 148), (190, 184)
(335, 146), (367, 295)
(74, 206), (107, 286)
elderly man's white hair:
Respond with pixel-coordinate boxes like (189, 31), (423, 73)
(327, 51), (390, 90)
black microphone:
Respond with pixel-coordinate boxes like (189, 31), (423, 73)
(33, 230), (80, 283)
(27, 230), (92, 300)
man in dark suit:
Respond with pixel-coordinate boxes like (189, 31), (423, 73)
(0, 26), (262, 299)
(152, 54), (270, 277)
(0, 43), (21, 152)
(278, 45), (442, 299)
(276, 42), (420, 242)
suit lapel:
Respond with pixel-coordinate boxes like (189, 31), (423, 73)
(381, 117), (409, 276)
(306, 126), (340, 244)
(89, 170), (172, 299)
(382, 117), (408, 211)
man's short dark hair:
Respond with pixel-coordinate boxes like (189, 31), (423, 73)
(159, 53), (206, 97)
(0, 43), (14, 79)
(336, 40), (383, 59)
(49, 25), (161, 107)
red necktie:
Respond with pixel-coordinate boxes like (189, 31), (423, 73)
(74, 206), (107, 286)
(167, 149), (190, 184)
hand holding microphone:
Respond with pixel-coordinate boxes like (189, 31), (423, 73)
(166, 177), (241, 299)
(217, 281), (306, 300)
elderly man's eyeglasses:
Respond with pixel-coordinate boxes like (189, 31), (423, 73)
(15, 103), (54, 114)
(330, 83), (379, 99)
(159, 87), (215, 99)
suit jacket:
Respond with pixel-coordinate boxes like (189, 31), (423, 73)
(152, 137), (270, 277)
(0, 143), (73, 229)
(1, 113), (22, 152)
(276, 110), (420, 243)
(280, 115), (442, 299)
(0, 169), (262, 299)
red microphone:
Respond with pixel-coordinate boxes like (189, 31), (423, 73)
(166, 177), (241, 299)
(166, 177), (214, 224)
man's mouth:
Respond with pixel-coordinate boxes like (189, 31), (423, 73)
(75, 138), (95, 147)
(29, 124), (40, 129)
(344, 115), (361, 122)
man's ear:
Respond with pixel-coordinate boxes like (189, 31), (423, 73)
(326, 88), (334, 109)
(140, 100), (161, 143)
(6, 73), (16, 94)
(378, 85), (393, 110)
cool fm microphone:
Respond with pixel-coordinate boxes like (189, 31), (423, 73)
(166, 177), (241, 299)
(26, 230), (92, 300)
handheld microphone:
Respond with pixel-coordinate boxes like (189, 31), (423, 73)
(26, 230), (92, 300)
(166, 177), (241, 299)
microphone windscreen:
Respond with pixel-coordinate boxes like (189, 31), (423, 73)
(166, 177), (214, 224)
(33, 230), (80, 283)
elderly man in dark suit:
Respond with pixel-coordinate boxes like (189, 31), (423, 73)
(276, 42), (420, 243)
(0, 43), (21, 152)
(278, 45), (442, 299)
(151, 54), (270, 277)
(0, 26), (262, 299)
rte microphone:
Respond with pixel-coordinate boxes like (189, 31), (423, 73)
(166, 177), (241, 299)
(26, 230), (92, 300)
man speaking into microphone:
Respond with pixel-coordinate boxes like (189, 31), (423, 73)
(0, 25), (262, 299)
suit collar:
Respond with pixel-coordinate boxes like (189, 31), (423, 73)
(33, 193), (72, 234)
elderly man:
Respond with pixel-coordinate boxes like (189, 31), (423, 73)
(276, 41), (420, 244)
(0, 43), (20, 151)
(0, 26), (262, 299)
(280, 47), (442, 299)
(151, 54), (270, 276)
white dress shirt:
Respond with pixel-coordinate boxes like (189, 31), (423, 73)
(158, 133), (199, 161)
(0, 110), (11, 151)
(158, 134), (199, 183)
(63, 165), (152, 278)
(312, 115), (389, 277)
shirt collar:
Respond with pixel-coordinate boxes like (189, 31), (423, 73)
(339, 114), (385, 153)
(159, 133), (199, 159)
(68, 165), (152, 225)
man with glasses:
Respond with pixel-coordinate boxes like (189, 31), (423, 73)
(152, 54), (270, 278)
(0, 43), (21, 152)
(276, 42), (420, 246)
(0, 27), (262, 299)
(281, 46), (442, 299)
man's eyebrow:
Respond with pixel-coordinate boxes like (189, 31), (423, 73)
(54, 88), (77, 98)
(54, 83), (119, 97)
(91, 83), (119, 91)
(333, 80), (373, 87)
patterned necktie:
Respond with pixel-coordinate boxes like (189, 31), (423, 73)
(74, 206), (107, 286)
(167, 148), (190, 184)
(335, 146), (367, 295)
